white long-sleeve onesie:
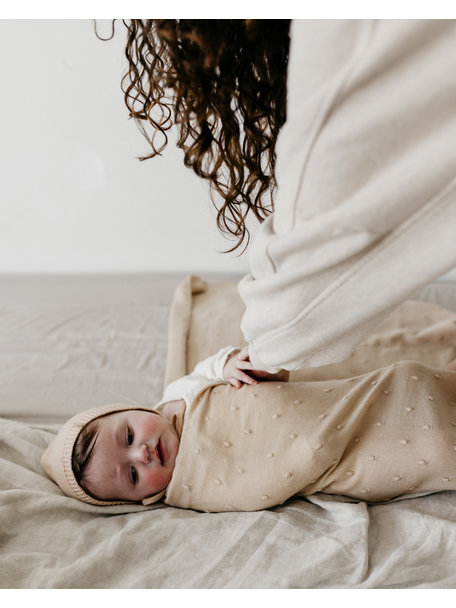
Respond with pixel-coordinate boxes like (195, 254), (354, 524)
(238, 20), (456, 373)
(158, 346), (237, 408)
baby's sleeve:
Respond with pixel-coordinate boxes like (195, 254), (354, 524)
(161, 346), (239, 406)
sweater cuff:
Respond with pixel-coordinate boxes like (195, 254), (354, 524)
(248, 345), (282, 374)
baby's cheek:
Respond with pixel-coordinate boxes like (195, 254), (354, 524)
(142, 467), (172, 495)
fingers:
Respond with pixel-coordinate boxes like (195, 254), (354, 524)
(236, 359), (255, 371)
(227, 367), (258, 389)
(229, 372), (257, 387)
(237, 370), (258, 386)
(229, 378), (242, 389)
(224, 347), (261, 388)
(236, 348), (273, 376)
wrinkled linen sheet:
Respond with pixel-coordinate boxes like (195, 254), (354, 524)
(2, 416), (456, 588)
(1, 273), (456, 588)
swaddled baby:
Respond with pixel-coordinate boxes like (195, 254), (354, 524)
(42, 347), (456, 511)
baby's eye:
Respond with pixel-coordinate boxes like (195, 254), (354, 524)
(127, 427), (134, 445)
(130, 466), (137, 485)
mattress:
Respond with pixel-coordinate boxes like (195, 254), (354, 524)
(1, 272), (456, 588)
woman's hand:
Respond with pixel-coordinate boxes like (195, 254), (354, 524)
(223, 348), (258, 389)
(223, 347), (290, 389)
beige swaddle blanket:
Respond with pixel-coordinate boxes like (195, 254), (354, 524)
(163, 276), (456, 512)
(165, 361), (456, 512)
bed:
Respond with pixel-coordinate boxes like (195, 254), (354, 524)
(1, 271), (456, 589)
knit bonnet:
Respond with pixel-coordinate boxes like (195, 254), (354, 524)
(41, 403), (168, 506)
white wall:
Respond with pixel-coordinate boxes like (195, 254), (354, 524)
(0, 19), (252, 274)
(1, 19), (454, 283)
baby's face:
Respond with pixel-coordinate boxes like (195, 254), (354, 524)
(83, 410), (179, 502)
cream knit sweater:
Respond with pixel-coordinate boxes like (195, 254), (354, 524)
(239, 20), (456, 372)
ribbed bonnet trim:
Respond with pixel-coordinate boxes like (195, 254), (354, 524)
(41, 403), (167, 507)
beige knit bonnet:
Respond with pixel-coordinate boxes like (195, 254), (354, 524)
(41, 403), (168, 506)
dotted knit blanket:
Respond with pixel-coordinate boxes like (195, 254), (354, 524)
(165, 361), (456, 512)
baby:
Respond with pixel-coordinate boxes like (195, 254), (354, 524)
(42, 346), (456, 511)
(74, 346), (289, 503)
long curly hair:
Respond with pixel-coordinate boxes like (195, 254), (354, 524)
(118, 19), (291, 252)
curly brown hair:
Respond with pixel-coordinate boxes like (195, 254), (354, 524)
(118, 19), (291, 252)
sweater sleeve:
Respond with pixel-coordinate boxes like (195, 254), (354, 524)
(238, 19), (456, 373)
(160, 346), (238, 407)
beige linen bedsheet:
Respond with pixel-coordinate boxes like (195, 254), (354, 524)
(1, 273), (456, 588)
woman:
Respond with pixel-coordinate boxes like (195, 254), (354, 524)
(119, 19), (456, 372)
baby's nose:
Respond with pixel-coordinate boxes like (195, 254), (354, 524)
(134, 443), (151, 464)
